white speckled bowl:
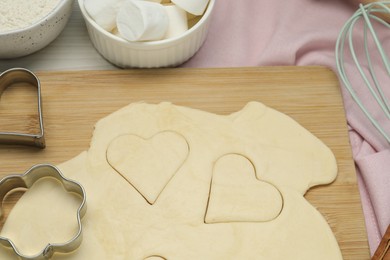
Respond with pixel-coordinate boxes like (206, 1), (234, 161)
(0, 0), (74, 59)
(78, 0), (215, 68)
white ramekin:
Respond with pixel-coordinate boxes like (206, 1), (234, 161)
(78, 0), (215, 68)
(0, 0), (74, 59)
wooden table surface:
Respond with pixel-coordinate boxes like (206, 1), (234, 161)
(0, 66), (369, 259)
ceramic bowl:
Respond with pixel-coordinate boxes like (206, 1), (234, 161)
(78, 0), (215, 68)
(0, 0), (74, 59)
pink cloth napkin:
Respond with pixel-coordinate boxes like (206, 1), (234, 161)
(181, 0), (390, 255)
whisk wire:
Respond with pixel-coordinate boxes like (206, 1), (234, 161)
(363, 20), (390, 117)
(350, 8), (390, 119)
(336, 2), (390, 143)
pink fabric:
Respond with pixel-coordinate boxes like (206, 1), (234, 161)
(181, 0), (390, 255)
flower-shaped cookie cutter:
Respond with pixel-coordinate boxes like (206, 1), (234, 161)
(0, 68), (45, 148)
(0, 164), (87, 259)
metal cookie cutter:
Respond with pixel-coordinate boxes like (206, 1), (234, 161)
(0, 68), (45, 148)
(0, 164), (87, 260)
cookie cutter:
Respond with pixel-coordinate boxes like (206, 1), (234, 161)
(0, 68), (45, 148)
(0, 164), (87, 260)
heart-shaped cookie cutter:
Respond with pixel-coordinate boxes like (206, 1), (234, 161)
(0, 68), (45, 148)
(0, 164), (87, 260)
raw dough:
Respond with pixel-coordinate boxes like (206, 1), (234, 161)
(0, 102), (341, 259)
(205, 153), (283, 223)
(106, 131), (189, 204)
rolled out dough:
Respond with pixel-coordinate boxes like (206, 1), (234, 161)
(0, 102), (342, 259)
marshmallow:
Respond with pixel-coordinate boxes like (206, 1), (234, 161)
(170, 0), (209, 15)
(164, 5), (188, 39)
(84, 0), (124, 31)
(117, 0), (168, 41)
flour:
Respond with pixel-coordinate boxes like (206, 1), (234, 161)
(0, 0), (61, 32)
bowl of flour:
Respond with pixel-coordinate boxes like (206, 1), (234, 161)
(0, 0), (74, 59)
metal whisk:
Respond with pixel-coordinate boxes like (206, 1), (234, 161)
(336, 1), (390, 143)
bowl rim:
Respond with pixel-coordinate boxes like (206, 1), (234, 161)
(0, 0), (74, 36)
(78, 0), (215, 47)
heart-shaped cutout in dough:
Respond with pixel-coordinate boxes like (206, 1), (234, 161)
(205, 154), (283, 223)
(107, 131), (189, 205)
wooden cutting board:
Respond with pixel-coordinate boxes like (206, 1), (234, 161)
(0, 66), (369, 259)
